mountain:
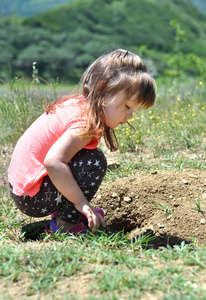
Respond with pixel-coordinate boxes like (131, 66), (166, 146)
(1, 0), (206, 82)
(23, 0), (206, 57)
(0, 0), (73, 17)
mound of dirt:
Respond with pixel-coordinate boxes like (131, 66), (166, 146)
(91, 170), (206, 247)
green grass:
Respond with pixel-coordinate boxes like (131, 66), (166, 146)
(0, 223), (206, 298)
(0, 76), (206, 299)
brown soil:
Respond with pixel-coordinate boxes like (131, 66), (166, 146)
(91, 169), (206, 247)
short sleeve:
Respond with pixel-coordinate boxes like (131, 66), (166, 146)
(84, 138), (101, 149)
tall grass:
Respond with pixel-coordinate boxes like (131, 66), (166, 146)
(116, 77), (205, 154)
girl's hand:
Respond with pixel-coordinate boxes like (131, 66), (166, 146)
(75, 199), (106, 232)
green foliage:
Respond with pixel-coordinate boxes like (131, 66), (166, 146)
(0, 0), (206, 82)
(0, 78), (52, 143)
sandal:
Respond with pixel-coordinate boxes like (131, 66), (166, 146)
(45, 218), (87, 236)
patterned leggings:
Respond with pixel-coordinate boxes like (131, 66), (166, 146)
(10, 148), (107, 223)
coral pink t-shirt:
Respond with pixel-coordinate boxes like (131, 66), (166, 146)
(8, 96), (100, 197)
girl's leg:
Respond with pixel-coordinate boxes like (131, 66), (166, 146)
(10, 148), (107, 223)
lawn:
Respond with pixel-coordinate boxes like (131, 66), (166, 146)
(0, 76), (206, 299)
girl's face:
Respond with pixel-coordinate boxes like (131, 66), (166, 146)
(103, 93), (140, 129)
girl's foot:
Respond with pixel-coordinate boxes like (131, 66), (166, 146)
(45, 216), (87, 236)
(55, 216), (79, 232)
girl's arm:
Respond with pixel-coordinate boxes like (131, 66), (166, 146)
(44, 129), (105, 230)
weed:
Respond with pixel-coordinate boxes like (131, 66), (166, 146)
(190, 198), (205, 213)
(149, 202), (172, 217)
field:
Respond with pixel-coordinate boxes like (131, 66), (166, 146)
(0, 77), (206, 299)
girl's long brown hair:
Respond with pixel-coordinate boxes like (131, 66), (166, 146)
(44, 49), (156, 151)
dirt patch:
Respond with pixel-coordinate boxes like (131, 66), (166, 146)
(91, 170), (206, 247)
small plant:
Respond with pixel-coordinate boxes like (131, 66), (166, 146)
(192, 198), (205, 213)
(149, 202), (171, 217)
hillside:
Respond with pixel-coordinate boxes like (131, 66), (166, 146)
(23, 0), (206, 55)
(0, 0), (206, 82)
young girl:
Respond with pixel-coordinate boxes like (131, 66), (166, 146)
(8, 49), (156, 236)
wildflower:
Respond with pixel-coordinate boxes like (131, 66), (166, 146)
(177, 98), (181, 101)
(149, 111), (152, 114)
(202, 107), (205, 110)
(192, 114), (195, 117)
(188, 104), (191, 107)
(199, 82), (203, 86)
(147, 129), (150, 133)
(137, 140), (140, 143)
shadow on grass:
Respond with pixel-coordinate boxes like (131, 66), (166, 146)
(129, 228), (192, 249)
(20, 221), (193, 249)
(21, 220), (49, 241)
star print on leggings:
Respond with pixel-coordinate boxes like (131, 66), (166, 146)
(79, 181), (87, 188)
(41, 207), (48, 214)
(78, 167), (86, 180)
(87, 159), (92, 166)
(94, 160), (100, 167)
(54, 191), (62, 206)
(45, 187), (53, 202)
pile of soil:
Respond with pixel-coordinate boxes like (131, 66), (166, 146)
(91, 170), (206, 247)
